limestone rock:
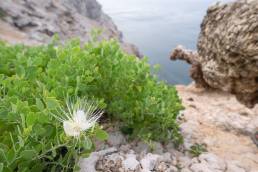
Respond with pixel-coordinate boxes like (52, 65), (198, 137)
(79, 147), (117, 172)
(155, 162), (169, 171)
(140, 153), (161, 171)
(178, 156), (192, 168)
(190, 162), (214, 172)
(0, 0), (141, 57)
(176, 85), (258, 172)
(119, 144), (131, 153)
(181, 168), (192, 172)
(171, 0), (258, 108)
(160, 152), (172, 163)
(226, 162), (246, 172)
(107, 131), (126, 147)
(122, 153), (140, 171)
(134, 141), (150, 154)
(165, 166), (178, 172)
(62, 0), (102, 20)
(96, 152), (124, 171)
(198, 153), (226, 171)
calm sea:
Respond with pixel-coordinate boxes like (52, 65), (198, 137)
(98, 0), (233, 84)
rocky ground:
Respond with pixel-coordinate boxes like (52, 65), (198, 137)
(79, 84), (258, 172)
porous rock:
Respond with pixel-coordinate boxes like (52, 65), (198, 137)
(79, 147), (117, 172)
(171, 0), (258, 108)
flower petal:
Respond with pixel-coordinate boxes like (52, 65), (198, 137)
(63, 121), (80, 137)
(73, 110), (86, 123)
(79, 122), (91, 131)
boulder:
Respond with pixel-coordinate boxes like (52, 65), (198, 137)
(171, 0), (258, 108)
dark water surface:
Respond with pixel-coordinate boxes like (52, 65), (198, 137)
(98, 0), (232, 84)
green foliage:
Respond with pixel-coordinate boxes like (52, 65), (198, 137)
(0, 8), (6, 19)
(189, 143), (207, 157)
(0, 38), (183, 171)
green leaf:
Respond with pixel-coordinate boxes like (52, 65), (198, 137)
(120, 126), (133, 135)
(74, 165), (81, 172)
(0, 163), (3, 172)
(6, 149), (15, 163)
(82, 137), (92, 150)
(0, 148), (6, 163)
(36, 98), (44, 111)
(50, 166), (56, 172)
(11, 103), (17, 113)
(43, 124), (55, 137)
(95, 128), (109, 141)
(20, 150), (37, 160)
(26, 112), (37, 127)
(45, 97), (59, 110)
(32, 124), (46, 136)
(31, 163), (43, 172)
(37, 111), (49, 124)
(0, 144), (8, 151)
(16, 65), (25, 78)
(18, 161), (30, 172)
(18, 136), (24, 147)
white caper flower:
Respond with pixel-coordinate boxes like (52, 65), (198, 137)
(52, 98), (103, 137)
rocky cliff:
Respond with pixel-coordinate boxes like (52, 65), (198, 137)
(171, 0), (258, 108)
(0, 0), (141, 57)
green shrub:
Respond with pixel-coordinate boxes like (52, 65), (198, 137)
(0, 38), (183, 171)
(0, 8), (6, 19)
(189, 143), (207, 157)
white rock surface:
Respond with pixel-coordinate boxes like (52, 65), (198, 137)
(167, 166), (178, 172)
(190, 162), (214, 172)
(181, 168), (192, 172)
(199, 153), (226, 171)
(160, 152), (172, 163)
(226, 162), (246, 172)
(123, 153), (140, 171)
(140, 153), (160, 171)
(177, 85), (258, 172)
